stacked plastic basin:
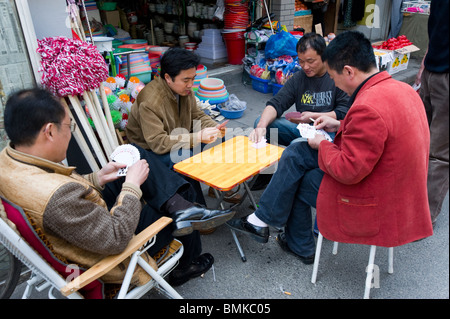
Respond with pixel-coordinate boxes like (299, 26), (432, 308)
(222, 0), (248, 64)
(195, 78), (229, 105)
(118, 41), (152, 83)
(193, 64), (207, 91)
(148, 53), (160, 77)
(196, 29), (228, 65)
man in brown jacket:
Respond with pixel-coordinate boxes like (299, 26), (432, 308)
(126, 48), (239, 204)
(0, 88), (235, 287)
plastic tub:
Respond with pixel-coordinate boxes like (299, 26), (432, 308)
(222, 32), (245, 65)
(196, 92), (229, 104)
(200, 78), (224, 91)
(197, 87), (227, 95)
(99, 2), (117, 10)
(147, 46), (170, 56)
(271, 83), (283, 96)
(134, 71), (152, 84)
(217, 103), (246, 119)
(196, 90), (228, 99)
(124, 39), (148, 45)
(118, 43), (147, 50)
(88, 36), (114, 52)
(249, 74), (272, 94)
(112, 40), (123, 48)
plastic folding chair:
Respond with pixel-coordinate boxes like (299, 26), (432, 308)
(0, 197), (183, 299)
(311, 232), (394, 299)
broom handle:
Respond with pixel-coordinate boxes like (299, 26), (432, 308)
(68, 95), (108, 167)
(83, 91), (113, 156)
(60, 98), (100, 171)
(89, 90), (117, 152)
(99, 84), (119, 147)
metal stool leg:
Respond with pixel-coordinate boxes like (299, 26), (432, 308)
(364, 245), (377, 299)
(388, 247), (394, 274)
(332, 242), (338, 255)
(311, 232), (323, 284)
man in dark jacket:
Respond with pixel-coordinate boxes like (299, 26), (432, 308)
(249, 33), (350, 147)
(249, 33), (350, 190)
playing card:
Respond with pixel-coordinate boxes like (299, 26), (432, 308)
(252, 138), (267, 149)
(110, 144), (140, 176)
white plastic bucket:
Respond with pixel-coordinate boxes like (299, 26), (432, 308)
(88, 36), (114, 52)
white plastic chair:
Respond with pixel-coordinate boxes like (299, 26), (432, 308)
(0, 197), (183, 299)
(311, 232), (394, 299)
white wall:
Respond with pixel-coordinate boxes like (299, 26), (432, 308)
(28, 0), (71, 39)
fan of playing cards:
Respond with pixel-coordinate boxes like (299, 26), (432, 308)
(297, 123), (333, 142)
(110, 144), (141, 176)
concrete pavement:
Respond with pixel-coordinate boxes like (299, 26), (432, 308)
(7, 57), (449, 300)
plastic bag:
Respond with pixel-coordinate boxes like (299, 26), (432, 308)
(223, 94), (247, 111)
(264, 31), (298, 59)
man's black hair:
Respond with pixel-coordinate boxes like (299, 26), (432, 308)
(296, 32), (327, 56)
(322, 31), (377, 74)
(4, 87), (65, 146)
(160, 47), (201, 81)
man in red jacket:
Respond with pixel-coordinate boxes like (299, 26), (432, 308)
(228, 31), (433, 262)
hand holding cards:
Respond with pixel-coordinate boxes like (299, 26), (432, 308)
(252, 138), (267, 149)
(110, 145), (141, 176)
(297, 123), (333, 142)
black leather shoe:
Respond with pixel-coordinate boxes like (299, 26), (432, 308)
(276, 232), (315, 265)
(227, 216), (269, 243)
(168, 253), (214, 286)
(171, 206), (235, 237)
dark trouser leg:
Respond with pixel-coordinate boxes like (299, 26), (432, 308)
(102, 144), (202, 267)
(143, 146), (206, 205)
(420, 70), (449, 224)
(255, 141), (319, 227)
(284, 168), (324, 257)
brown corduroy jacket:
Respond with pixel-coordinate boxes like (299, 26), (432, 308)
(0, 145), (153, 285)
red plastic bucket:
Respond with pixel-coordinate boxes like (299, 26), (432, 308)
(223, 32), (245, 65)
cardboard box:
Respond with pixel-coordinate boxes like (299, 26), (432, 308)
(294, 15), (313, 33)
(101, 10), (120, 27)
(373, 42), (419, 74)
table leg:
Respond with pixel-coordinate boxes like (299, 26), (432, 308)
(242, 181), (258, 210)
(212, 188), (225, 210)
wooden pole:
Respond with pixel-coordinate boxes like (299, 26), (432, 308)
(99, 84), (119, 147)
(60, 98), (100, 171)
(68, 94), (108, 166)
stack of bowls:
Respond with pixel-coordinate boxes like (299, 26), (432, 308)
(193, 64), (207, 91)
(185, 42), (197, 51)
(148, 53), (161, 77)
(195, 78), (229, 104)
(147, 46), (170, 57)
(222, 0), (248, 64)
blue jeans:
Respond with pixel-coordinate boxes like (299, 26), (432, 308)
(254, 116), (335, 146)
(254, 141), (324, 257)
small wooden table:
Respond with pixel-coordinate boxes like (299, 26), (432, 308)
(174, 136), (284, 261)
